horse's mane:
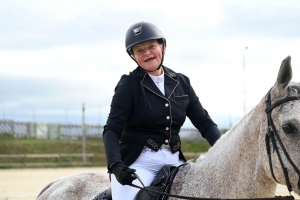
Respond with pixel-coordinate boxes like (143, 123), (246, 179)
(206, 81), (300, 158)
(223, 81), (300, 138)
(289, 82), (300, 95)
(225, 109), (254, 135)
(193, 109), (255, 165)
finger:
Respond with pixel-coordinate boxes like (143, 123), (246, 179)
(125, 174), (136, 180)
(130, 174), (136, 178)
(127, 169), (136, 173)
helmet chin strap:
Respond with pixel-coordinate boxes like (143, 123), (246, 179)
(128, 43), (165, 73)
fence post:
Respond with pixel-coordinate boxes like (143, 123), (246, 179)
(82, 103), (86, 165)
(26, 123), (31, 137)
(57, 124), (61, 140)
(34, 122), (37, 139)
(10, 121), (14, 135)
(47, 124), (50, 140)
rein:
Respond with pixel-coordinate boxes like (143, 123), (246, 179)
(130, 175), (294, 200)
(265, 87), (300, 193)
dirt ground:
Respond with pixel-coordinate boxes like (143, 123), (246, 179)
(0, 167), (299, 200)
(0, 167), (106, 200)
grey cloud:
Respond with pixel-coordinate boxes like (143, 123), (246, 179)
(218, 3), (300, 39)
(0, 77), (71, 106)
(0, 76), (106, 108)
(0, 3), (133, 50)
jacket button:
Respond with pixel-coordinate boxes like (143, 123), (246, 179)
(166, 116), (170, 120)
(165, 139), (169, 143)
(166, 127), (169, 130)
(165, 103), (169, 107)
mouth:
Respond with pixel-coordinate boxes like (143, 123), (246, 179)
(144, 57), (155, 62)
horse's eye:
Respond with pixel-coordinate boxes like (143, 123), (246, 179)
(282, 124), (297, 134)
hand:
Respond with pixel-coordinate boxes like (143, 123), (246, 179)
(110, 163), (136, 185)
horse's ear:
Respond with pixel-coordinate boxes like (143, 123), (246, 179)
(276, 56), (292, 93)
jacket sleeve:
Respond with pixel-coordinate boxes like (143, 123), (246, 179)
(201, 124), (221, 146)
(103, 131), (122, 170)
(103, 75), (133, 168)
(186, 83), (221, 145)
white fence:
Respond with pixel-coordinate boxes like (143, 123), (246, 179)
(0, 120), (227, 141)
(0, 120), (103, 140)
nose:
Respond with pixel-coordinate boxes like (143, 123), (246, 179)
(144, 48), (151, 55)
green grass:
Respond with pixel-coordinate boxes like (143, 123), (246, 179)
(181, 140), (210, 152)
(0, 134), (210, 168)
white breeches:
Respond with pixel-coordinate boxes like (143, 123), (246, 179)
(111, 145), (185, 200)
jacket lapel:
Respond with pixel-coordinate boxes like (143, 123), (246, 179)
(137, 67), (165, 98)
(164, 66), (179, 99)
(138, 66), (179, 99)
(141, 73), (165, 97)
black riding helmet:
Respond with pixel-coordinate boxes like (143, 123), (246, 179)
(125, 21), (166, 72)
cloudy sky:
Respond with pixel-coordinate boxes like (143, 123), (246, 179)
(1, 0), (300, 129)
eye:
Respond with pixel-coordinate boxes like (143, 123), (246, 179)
(282, 124), (297, 134)
(136, 49), (143, 54)
(149, 44), (156, 49)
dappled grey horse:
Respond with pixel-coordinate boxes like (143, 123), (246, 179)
(37, 56), (300, 200)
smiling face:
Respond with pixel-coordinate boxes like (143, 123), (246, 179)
(132, 39), (166, 76)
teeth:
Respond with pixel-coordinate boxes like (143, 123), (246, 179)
(146, 58), (154, 62)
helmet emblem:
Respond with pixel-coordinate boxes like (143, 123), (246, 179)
(133, 27), (141, 35)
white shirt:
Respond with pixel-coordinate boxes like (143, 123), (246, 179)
(148, 71), (165, 96)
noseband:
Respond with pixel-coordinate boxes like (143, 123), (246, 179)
(265, 87), (300, 193)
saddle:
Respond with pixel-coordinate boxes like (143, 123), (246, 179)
(94, 165), (182, 200)
(134, 164), (182, 200)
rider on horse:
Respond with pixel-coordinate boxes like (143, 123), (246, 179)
(103, 21), (221, 200)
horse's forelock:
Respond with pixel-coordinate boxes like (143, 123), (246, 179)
(289, 82), (300, 95)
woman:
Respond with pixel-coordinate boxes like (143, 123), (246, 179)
(103, 21), (221, 200)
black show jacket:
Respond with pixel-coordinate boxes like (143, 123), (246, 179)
(103, 66), (219, 168)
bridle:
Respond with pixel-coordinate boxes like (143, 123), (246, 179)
(127, 87), (300, 200)
(265, 87), (300, 193)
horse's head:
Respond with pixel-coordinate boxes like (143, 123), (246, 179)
(265, 56), (300, 195)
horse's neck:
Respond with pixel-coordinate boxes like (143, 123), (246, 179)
(205, 110), (263, 167)
(173, 103), (277, 198)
